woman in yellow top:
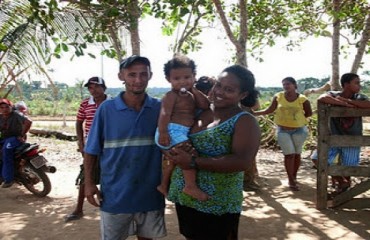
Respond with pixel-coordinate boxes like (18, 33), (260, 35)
(254, 77), (312, 191)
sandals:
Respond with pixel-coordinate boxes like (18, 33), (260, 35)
(289, 185), (300, 191)
(64, 213), (83, 222)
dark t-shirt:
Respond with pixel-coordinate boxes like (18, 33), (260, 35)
(329, 91), (368, 136)
(0, 110), (26, 139)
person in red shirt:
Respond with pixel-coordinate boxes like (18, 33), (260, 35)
(64, 77), (109, 222)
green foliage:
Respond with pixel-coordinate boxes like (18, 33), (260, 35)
(297, 77), (330, 92)
(305, 113), (318, 150)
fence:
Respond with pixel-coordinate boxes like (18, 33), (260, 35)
(316, 102), (370, 209)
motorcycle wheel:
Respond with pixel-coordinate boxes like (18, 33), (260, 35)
(20, 163), (52, 197)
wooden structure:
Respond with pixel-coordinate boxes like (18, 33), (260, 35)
(316, 102), (370, 209)
(29, 128), (77, 141)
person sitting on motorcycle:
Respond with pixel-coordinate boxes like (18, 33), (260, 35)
(15, 101), (29, 115)
(0, 98), (32, 188)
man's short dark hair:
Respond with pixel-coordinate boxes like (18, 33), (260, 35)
(340, 73), (359, 87)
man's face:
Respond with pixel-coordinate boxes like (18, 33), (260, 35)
(87, 83), (105, 98)
(0, 104), (11, 115)
(118, 63), (152, 95)
(345, 77), (361, 93)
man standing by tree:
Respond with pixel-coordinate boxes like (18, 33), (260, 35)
(84, 55), (166, 239)
(64, 77), (108, 222)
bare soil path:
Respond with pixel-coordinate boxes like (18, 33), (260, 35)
(0, 134), (369, 240)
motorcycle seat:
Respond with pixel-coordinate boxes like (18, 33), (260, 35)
(14, 143), (31, 154)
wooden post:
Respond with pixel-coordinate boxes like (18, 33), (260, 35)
(316, 103), (370, 209)
(317, 102), (330, 209)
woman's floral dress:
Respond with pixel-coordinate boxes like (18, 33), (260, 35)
(168, 112), (248, 215)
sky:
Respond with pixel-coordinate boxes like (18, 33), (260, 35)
(48, 17), (370, 89)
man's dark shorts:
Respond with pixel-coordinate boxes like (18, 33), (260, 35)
(175, 203), (240, 240)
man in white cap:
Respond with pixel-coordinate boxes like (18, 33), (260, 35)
(65, 76), (109, 222)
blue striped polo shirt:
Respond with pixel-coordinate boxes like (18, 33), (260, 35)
(85, 92), (165, 214)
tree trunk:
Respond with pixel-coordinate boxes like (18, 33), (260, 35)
(128, 0), (140, 55)
(331, 0), (341, 91)
(237, 0), (248, 67)
(212, 0), (248, 67)
(351, 12), (370, 74)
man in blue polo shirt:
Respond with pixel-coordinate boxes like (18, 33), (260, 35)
(84, 55), (166, 240)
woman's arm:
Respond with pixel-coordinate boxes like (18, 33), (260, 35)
(303, 100), (313, 118)
(169, 114), (261, 173)
(253, 96), (278, 116)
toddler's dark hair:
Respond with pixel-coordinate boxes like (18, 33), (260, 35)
(164, 54), (197, 78)
(221, 65), (259, 108)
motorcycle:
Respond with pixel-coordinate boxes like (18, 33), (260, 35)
(0, 142), (56, 197)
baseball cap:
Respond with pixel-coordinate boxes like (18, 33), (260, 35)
(119, 55), (151, 70)
(84, 77), (106, 89)
(0, 98), (13, 106)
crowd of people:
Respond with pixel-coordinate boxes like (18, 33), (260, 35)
(1, 53), (368, 240)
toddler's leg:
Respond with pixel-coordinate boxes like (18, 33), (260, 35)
(157, 158), (175, 197)
(182, 169), (209, 201)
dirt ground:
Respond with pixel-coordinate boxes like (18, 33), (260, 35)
(0, 134), (369, 240)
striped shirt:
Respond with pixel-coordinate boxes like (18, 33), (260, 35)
(76, 95), (107, 138)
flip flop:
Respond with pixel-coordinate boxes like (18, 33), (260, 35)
(289, 185), (300, 191)
(64, 213), (83, 222)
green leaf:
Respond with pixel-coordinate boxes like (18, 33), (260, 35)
(61, 43), (68, 52)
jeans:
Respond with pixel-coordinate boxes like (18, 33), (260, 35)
(277, 126), (308, 155)
(0, 136), (22, 182)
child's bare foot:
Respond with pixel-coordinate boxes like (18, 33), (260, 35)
(183, 186), (209, 201)
(157, 185), (168, 197)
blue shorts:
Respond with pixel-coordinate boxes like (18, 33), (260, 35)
(100, 209), (167, 239)
(328, 147), (360, 166)
(277, 126), (308, 155)
(155, 123), (190, 150)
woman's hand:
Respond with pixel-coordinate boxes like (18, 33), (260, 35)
(165, 147), (193, 170)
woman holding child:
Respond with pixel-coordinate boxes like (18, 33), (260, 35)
(167, 65), (261, 240)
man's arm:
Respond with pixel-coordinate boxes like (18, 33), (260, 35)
(318, 93), (355, 107)
(21, 117), (32, 141)
(336, 96), (370, 109)
(22, 118), (32, 135)
(84, 153), (101, 207)
(76, 120), (85, 153)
